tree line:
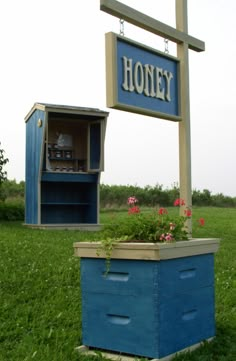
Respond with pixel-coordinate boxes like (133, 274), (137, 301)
(0, 180), (235, 221)
(1, 179), (235, 208)
(100, 183), (236, 208)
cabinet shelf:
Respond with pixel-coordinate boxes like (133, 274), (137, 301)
(47, 155), (87, 172)
(41, 171), (98, 182)
(49, 157), (76, 161)
(41, 202), (91, 206)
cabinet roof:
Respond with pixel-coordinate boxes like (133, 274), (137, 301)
(25, 102), (109, 122)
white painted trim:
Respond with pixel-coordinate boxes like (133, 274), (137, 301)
(74, 239), (220, 260)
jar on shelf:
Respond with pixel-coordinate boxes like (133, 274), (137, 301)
(55, 150), (62, 158)
(65, 151), (72, 159)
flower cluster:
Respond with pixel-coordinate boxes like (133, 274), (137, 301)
(127, 196), (140, 214)
(125, 196), (204, 243)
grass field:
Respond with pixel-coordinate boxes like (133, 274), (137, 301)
(0, 207), (235, 361)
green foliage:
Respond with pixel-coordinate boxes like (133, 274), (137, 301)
(103, 207), (189, 242)
(0, 199), (24, 220)
(1, 179), (25, 199)
(0, 180), (25, 220)
(98, 197), (190, 270)
(100, 184), (236, 209)
(96, 237), (124, 273)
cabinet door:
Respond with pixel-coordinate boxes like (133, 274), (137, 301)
(88, 120), (105, 172)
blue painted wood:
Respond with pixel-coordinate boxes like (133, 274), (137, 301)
(41, 204), (96, 224)
(80, 254), (216, 359)
(41, 172), (98, 183)
(41, 181), (97, 224)
(25, 109), (45, 224)
(159, 286), (215, 356)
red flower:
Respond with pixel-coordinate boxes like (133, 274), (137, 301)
(174, 198), (185, 206)
(158, 207), (168, 215)
(128, 206), (140, 214)
(198, 218), (205, 226)
(184, 209), (192, 217)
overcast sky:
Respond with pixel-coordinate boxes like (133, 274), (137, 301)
(0, 0), (235, 196)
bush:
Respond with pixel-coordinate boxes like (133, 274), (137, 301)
(0, 199), (24, 220)
(0, 179), (25, 199)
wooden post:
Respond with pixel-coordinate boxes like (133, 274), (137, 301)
(176, 0), (192, 235)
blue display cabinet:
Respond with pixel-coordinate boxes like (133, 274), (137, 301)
(25, 103), (109, 229)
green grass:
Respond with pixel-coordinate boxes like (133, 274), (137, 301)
(0, 207), (235, 360)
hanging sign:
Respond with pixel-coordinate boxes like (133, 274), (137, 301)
(105, 32), (181, 121)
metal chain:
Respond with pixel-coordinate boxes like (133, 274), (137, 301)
(119, 19), (125, 36)
(164, 38), (169, 53)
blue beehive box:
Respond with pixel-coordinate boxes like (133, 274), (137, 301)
(74, 239), (220, 359)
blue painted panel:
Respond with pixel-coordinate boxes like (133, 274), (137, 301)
(80, 254), (216, 359)
(82, 292), (158, 357)
(25, 109), (45, 224)
(159, 254), (214, 296)
(116, 36), (179, 118)
(81, 259), (158, 295)
(40, 181), (97, 224)
(41, 204), (96, 224)
(41, 172), (98, 183)
(159, 286), (215, 357)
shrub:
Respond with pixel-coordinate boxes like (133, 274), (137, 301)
(0, 199), (24, 220)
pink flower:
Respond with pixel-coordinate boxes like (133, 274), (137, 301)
(159, 233), (174, 242)
(165, 233), (174, 242)
(159, 233), (165, 241)
(174, 198), (185, 206)
(158, 207), (168, 215)
(127, 196), (138, 205)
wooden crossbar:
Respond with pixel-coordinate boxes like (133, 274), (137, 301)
(100, 0), (205, 52)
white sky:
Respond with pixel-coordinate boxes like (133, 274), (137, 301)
(0, 0), (235, 196)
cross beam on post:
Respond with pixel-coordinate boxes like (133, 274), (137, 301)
(100, 0), (205, 236)
(100, 0), (204, 52)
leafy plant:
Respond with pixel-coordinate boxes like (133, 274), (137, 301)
(103, 196), (203, 243)
(96, 237), (128, 273)
(97, 196), (205, 271)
